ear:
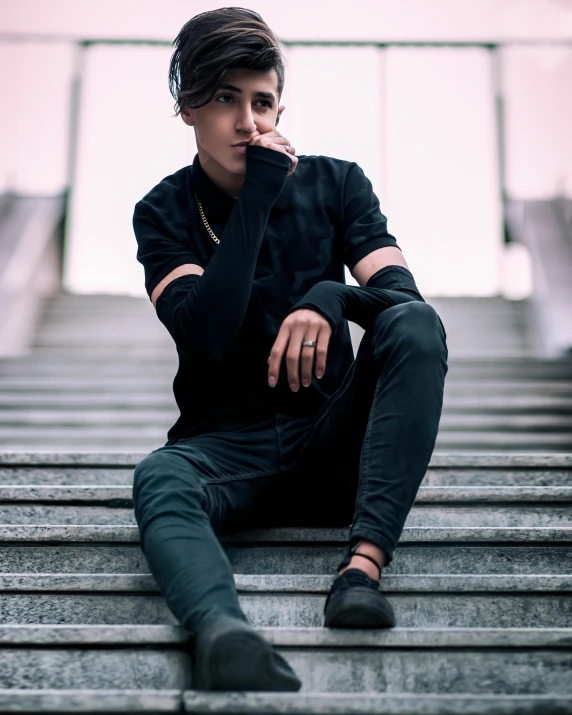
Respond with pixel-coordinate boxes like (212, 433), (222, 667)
(181, 106), (195, 127)
(276, 105), (285, 125)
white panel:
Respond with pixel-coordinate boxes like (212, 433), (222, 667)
(64, 44), (194, 296)
(0, 41), (74, 194)
(385, 47), (502, 296)
(503, 46), (572, 198)
(286, 46), (385, 286)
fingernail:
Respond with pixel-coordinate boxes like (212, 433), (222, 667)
(302, 380), (309, 387)
(269, 376), (276, 386)
(316, 372), (323, 379)
(290, 383), (298, 392)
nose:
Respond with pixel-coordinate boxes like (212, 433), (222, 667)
(236, 104), (257, 134)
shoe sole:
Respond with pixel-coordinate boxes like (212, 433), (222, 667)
(194, 624), (302, 692)
(324, 587), (396, 628)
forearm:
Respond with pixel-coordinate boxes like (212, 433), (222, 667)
(159, 147), (291, 364)
(286, 265), (425, 335)
(166, 194), (275, 363)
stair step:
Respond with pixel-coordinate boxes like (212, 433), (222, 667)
(0, 689), (181, 713)
(0, 525), (571, 543)
(3, 394), (567, 416)
(433, 434), (572, 450)
(15, 346), (551, 359)
(0, 452), (570, 467)
(0, 574), (569, 628)
(2, 434), (572, 453)
(1, 624), (570, 647)
(1, 381), (571, 396)
(5, 393), (571, 413)
(1, 485), (570, 502)
(0, 501), (569, 527)
(0, 467), (569, 487)
(0, 627), (570, 691)
(2, 387), (571, 410)
(2, 358), (570, 375)
(3, 355), (572, 373)
(2, 544), (569, 576)
(0, 642), (188, 690)
(2, 572), (571, 592)
(2, 414), (572, 433)
(1, 691), (570, 715)
(5, 372), (572, 393)
(0, 541), (572, 576)
(183, 692), (572, 715)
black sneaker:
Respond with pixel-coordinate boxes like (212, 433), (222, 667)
(192, 614), (302, 691)
(323, 568), (396, 628)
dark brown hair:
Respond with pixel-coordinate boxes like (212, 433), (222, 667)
(168, 7), (286, 117)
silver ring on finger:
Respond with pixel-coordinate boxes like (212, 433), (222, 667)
(302, 340), (316, 348)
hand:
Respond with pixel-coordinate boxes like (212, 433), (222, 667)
(267, 309), (332, 391)
(248, 130), (298, 176)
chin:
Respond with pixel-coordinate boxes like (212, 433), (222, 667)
(227, 158), (247, 174)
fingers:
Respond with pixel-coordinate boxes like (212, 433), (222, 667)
(249, 131), (291, 148)
(313, 327), (330, 379)
(286, 153), (298, 176)
(288, 323), (319, 391)
(278, 143), (297, 175)
(249, 131), (297, 174)
(267, 328), (289, 388)
(267, 311), (331, 391)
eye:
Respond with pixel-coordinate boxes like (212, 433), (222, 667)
(215, 94), (272, 108)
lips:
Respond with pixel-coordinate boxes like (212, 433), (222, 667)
(232, 142), (249, 147)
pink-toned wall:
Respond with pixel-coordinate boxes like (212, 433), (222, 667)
(0, 0), (570, 297)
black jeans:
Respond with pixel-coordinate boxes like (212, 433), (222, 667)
(132, 301), (448, 635)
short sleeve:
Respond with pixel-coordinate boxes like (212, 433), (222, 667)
(341, 162), (401, 272)
(133, 194), (203, 301)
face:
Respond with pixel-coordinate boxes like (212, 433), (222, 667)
(182, 67), (285, 178)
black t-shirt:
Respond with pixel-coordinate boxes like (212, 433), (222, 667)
(133, 147), (400, 445)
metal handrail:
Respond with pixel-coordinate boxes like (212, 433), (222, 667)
(505, 197), (572, 357)
(0, 195), (65, 357)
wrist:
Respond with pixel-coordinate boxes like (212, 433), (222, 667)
(242, 144), (291, 198)
(287, 281), (348, 336)
(245, 143), (292, 170)
(366, 265), (424, 301)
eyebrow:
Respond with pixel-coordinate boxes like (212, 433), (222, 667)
(216, 83), (276, 102)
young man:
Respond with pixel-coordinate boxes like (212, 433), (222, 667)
(132, 7), (448, 692)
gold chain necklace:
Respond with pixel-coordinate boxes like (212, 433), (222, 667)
(194, 194), (220, 245)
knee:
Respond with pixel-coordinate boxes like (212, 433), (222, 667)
(133, 450), (170, 498)
(371, 301), (448, 360)
(132, 449), (206, 527)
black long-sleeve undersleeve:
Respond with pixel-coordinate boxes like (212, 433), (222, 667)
(153, 145), (292, 364)
(285, 264), (427, 335)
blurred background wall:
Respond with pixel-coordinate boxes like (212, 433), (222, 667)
(1, 0), (571, 299)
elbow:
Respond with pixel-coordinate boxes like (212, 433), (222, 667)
(172, 314), (226, 366)
(177, 343), (224, 366)
(156, 291), (227, 366)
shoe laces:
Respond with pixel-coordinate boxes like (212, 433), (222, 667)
(325, 568), (380, 612)
(335, 567), (379, 589)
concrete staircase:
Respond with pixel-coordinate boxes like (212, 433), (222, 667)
(0, 290), (571, 712)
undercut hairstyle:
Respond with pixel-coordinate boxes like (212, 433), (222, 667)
(168, 6), (286, 117)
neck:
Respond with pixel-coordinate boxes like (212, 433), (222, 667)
(197, 146), (244, 200)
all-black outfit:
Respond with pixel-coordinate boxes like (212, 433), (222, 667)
(132, 145), (448, 635)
